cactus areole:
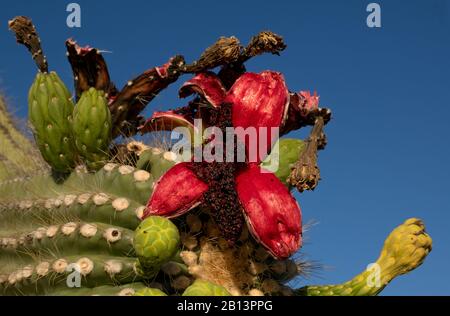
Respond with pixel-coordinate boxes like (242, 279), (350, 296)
(142, 71), (304, 259)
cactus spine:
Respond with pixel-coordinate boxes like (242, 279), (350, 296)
(296, 219), (432, 296)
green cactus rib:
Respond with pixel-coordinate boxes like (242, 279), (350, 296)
(296, 218), (432, 296)
(0, 193), (144, 231)
(0, 255), (141, 295)
(28, 72), (77, 172)
(182, 279), (231, 296)
(51, 283), (148, 296)
(0, 222), (135, 259)
(261, 138), (306, 188)
(72, 88), (112, 170)
(0, 96), (47, 181)
(0, 162), (159, 206)
(136, 148), (178, 181)
(98, 163), (155, 206)
(0, 163), (159, 231)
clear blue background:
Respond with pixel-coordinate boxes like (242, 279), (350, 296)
(0, 0), (448, 295)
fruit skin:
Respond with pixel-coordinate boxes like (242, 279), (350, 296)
(72, 87), (112, 170)
(133, 216), (181, 278)
(28, 71), (77, 172)
(261, 138), (306, 189)
(134, 288), (168, 296)
(182, 279), (231, 296)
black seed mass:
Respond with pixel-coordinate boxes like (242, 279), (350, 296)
(188, 103), (247, 243)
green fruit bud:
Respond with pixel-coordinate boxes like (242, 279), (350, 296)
(28, 72), (77, 172)
(261, 138), (306, 188)
(134, 216), (180, 278)
(73, 87), (112, 170)
(182, 279), (231, 296)
(134, 288), (168, 296)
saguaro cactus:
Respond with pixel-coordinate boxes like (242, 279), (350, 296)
(0, 16), (432, 296)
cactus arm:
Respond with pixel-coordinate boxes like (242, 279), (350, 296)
(296, 218), (433, 296)
(0, 97), (48, 181)
(0, 163), (154, 204)
(0, 194), (143, 231)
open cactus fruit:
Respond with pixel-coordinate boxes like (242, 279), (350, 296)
(0, 16), (432, 297)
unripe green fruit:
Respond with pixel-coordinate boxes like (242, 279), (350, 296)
(72, 87), (112, 170)
(261, 138), (306, 188)
(28, 71), (77, 172)
(134, 288), (168, 296)
(182, 279), (231, 296)
(134, 216), (180, 278)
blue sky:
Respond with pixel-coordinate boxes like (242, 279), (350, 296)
(1, 0), (449, 295)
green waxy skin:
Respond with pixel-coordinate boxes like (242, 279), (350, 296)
(0, 255), (141, 296)
(0, 163), (154, 230)
(28, 72), (77, 172)
(136, 148), (178, 181)
(51, 283), (148, 296)
(0, 222), (136, 259)
(134, 287), (168, 296)
(261, 138), (306, 188)
(182, 279), (231, 296)
(134, 216), (181, 278)
(103, 164), (154, 206)
(72, 88), (112, 170)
